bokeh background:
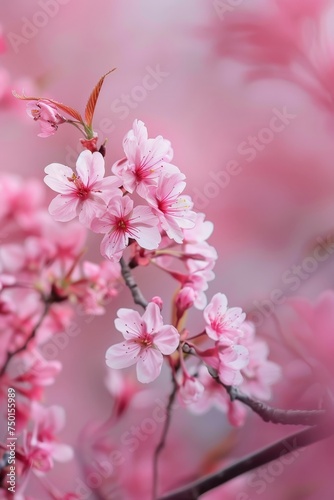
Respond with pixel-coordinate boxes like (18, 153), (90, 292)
(1, 0), (334, 498)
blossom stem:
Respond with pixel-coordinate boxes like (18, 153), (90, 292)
(120, 257), (148, 309)
(153, 380), (178, 500)
(158, 422), (334, 500)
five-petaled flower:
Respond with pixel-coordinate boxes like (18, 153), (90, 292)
(91, 193), (161, 262)
(204, 293), (246, 345)
(105, 302), (180, 383)
(44, 150), (121, 226)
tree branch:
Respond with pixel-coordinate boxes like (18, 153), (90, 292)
(206, 367), (327, 427)
(225, 385), (326, 426)
(158, 422), (334, 499)
(153, 380), (178, 499)
(120, 257), (148, 309)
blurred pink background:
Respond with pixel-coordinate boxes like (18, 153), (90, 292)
(1, 0), (334, 498)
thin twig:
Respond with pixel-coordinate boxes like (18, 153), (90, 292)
(0, 301), (50, 378)
(120, 257), (148, 309)
(158, 422), (334, 499)
(153, 381), (178, 499)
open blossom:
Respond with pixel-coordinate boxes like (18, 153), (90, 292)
(106, 302), (180, 383)
(145, 173), (197, 243)
(112, 119), (179, 196)
(218, 345), (249, 386)
(204, 293), (246, 344)
(44, 150), (121, 226)
(26, 100), (66, 137)
(239, 321), (281, 400)
(91, 193), (161, 262)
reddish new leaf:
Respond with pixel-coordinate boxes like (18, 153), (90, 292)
(84, 68), (116, 127)
(12, 91), (83, 122)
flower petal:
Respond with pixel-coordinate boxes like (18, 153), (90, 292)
(106, 342), (140, 369)
(136, 348), (163, 383)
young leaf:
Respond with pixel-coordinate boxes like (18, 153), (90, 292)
(84, 68), (116, 127)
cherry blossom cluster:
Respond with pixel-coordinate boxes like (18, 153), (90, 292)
(0, 173), (121, 498)
(24, 83), (281, 422)
(6, 71), (282, 498)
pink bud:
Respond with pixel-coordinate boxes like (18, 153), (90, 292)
(151, 296), (163, 310)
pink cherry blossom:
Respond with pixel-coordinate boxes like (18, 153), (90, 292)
(145, 173), (197, 243)
(239, 321), (281, 400)
(26, 100), (66, 138)
(44, 150), (121, 226)
(23, 403), (73, 472)
(112, 119), (179, 196)
(204, 293), (246, 344)
(106, 302), (180, 383)
(91, 193), (161, 262)
(178, 374), (204, 406)
(218, 344), (249, 386)
(188, 365), (247, 426)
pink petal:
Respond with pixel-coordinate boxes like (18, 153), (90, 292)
(154, 325), (180, 355)
(115, 308), (143, 339)
(44, 163), (75, 194)
(142, 302), (162, 333)
(76, 150), (105, 186)
(136, 348), (163, 383)
(78, 197), (106, 227)
(133, 225), (161, 250)
(100, 230), (127, 260)
(106, 342), (140, 369)
(48, 195), (79, 222)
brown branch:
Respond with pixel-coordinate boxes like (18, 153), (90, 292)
(120, 257), (148, 309)
(206, 367), (327, 427)
(153, 381), (178, 499)
(225, 385), (326, 426)
(158, 422), (334, 500)
(0, 301), (50, 378)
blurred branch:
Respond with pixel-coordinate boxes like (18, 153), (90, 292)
(0, 301), (50, 378)
(153, 380), (178, 499)
(120, 257), (148, 309)
(159, 422), (334, 500)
